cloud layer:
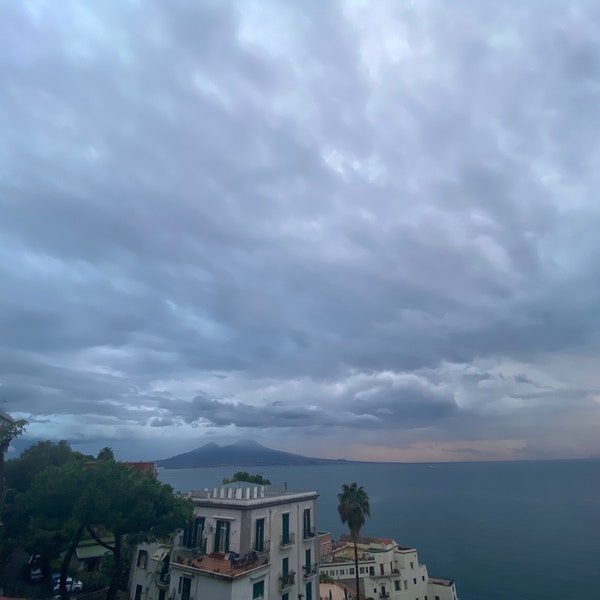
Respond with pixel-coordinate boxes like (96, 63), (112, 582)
(2, 0), (600, 461)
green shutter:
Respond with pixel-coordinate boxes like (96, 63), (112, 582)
(282, 513), (290, 544)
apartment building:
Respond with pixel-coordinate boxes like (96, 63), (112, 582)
(320, 538), (458, 600)
(130, 482), (319, 600)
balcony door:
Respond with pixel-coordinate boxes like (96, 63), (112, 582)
(255, 518), (265, 552)
(214, 520), (230, 553)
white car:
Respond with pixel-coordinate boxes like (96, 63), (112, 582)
(53, 577), (83, 593)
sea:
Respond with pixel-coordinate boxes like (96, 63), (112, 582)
(158, 459), (600, 600)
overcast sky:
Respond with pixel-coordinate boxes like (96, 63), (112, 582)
(2, 0), (600, 462)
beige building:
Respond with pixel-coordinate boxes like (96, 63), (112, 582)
(320, 537), (458, 600)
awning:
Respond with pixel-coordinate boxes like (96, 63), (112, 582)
(76, 543), (111, 560)
(152, 547), (171, 562)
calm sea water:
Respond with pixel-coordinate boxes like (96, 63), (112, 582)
(158, 460), (600, 600)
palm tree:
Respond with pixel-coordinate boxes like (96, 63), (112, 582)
(337, 482), (370, 600)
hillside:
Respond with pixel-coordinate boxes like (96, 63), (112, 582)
(156, 440), (354, 468)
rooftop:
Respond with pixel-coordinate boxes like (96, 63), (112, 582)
(185, 483), (317, 505)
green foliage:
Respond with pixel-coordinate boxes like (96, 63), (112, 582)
(5, 440), (91, 493)
(0, 416), (27, 448)
(319, 571), (335, 583)
(23, 461), (88, 557)
(222, 471), (271, 485)
(11, 455), (192, 600)
(337, 482), (370, 539)
(97, 447), (115, 461)
(2, 439), (87, 556)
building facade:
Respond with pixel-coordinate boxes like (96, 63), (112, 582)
(320, 538), (458, 600)
(130, 482), (319, 600)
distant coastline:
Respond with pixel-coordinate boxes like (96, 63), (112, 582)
(155, 439), (361, 469)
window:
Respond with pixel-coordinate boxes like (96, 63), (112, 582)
(404, 580), (408, 590)
(305, 548), (311, 573)
(136, 550), (148, 569)
(370, 566), (375, 576)
(181, 577), (191, 600)
(303, 508), (313, 538)
(413, 578), (417, 585)
(410, 561), (414, 569)
(422, 576), (425, 581)
(282, 557), (289, 576)
(158, 591), (165, 600)
(395, 581), (401, 591)
(435, 596), (440, 600)
(255, 518), (265, 552)
(214, 520), (230, 553)
(183, 517), (205, 549)
(360, 567), (365, 574)
(349, 568), (354, 575)
(380, 564), (385, 575)
(282, 595), (289, 600)
(252, 580), (264, 599)
(282, 513), (290, 545)
(305, 581), (312, 600)
(134, 585), (142, 600)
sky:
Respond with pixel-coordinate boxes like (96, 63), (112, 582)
(2, 0), (600, 463)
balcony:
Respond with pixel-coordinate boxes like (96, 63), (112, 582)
(280, 532), (296, 548)
(302, 563), (318, 578)
(279, 571), (296, 590)
(172, 548), (269, 579)
(303, 528), (316, 539)
(153, 573), (170, 588)
(379, 594), (390, 599)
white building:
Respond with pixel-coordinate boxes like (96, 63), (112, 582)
(320, 537), (459, 600)
(130, 482), (319, 600)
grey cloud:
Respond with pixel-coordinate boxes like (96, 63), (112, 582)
(2, 0), (600, 459)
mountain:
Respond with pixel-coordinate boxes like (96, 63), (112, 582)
(156, 440), (354, 468)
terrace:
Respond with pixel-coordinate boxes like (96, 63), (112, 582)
(172, 548), (269, 579)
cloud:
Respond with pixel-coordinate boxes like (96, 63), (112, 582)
(2, 0), (600, 460)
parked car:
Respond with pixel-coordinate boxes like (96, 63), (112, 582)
(53, 577), (83, 593)
(26, 554), (44, 583)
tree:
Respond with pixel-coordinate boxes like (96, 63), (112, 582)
(337, 482), (370, 600)
(0, 412), (26, 498)
(222, 471), (271, 485)
(97, 447), (115, 461)
(0, 413), (26, 546)
(79, 461), (192, 600)
(2, 440), (92, 559)
(5, 439), (90, 494)
(24, 462), (89, 600)
(22, 459), (193, 600)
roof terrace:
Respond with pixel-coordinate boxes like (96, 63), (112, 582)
(172, 548), (269, 580)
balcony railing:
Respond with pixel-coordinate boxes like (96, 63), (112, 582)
(172, 548), (269, 579)
(302, 563), (318, 578)
(279, 571), (296, 590)
(280, 532), (296, 548)
(379, 593), (390, 599)
(303, 528), (316, 539)
(153, 573), (170, 588)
